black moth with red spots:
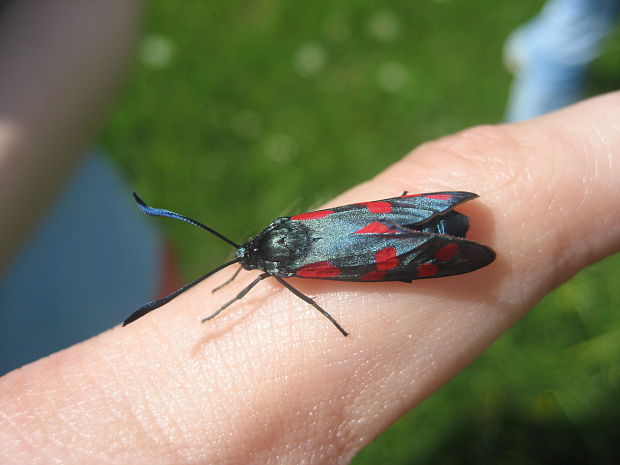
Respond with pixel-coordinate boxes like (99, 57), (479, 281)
(123, 192), (495, 336)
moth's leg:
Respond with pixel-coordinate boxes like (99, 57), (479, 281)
(274, 277), (349, 337)
(201, 272), (270, 323)
(400, 190), (408, 196)
(211, 265), (243, 293)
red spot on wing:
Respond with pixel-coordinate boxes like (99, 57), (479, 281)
(434, 243), (459, 262)
(375, 247), (398, 270)
(417, 263), (439, 277)
(357, 201), (392, 213)
(401, 193), (452, 201)
(291, 210), (334, 221)
(423, 194), (452, 200)
(361, 270), (387, 281)
(355, 222), (401, 234)
(296, 261), (341, 278)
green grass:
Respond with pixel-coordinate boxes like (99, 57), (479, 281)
(101, 1), (620, 463)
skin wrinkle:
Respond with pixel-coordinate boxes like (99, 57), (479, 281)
(199, 317), (330, 464)
(121, 329), (163, 449)
(437, 124), (513, 155)
(8, 374), (35, 451)
(65, 353), (108, 463)
(104, 333), (154, 456)
(200, 341), (245, 446)
(312, 364), (357, 461)
(237, 368), (285, 446)
(525, 148), (554, 203)
(272, 369), (349, 463)
(499, 127), (581, 284)
(418, 127), (525, 196)
(600, 121), (620, 241)
(341, 343), (388, 430)
(589, 124), (620, 240)
(131, 328), (182, 462)
(163, 373), (217, 462)
(137, 355), (187, 463)
(89, 350), (141, 462)
(0, 391), (43, 463)
(507, 123), (552, 188)
(241, 416), (284, 465)
(37, 367), (80, 463)
(212, 326), (284, 460)
(149, 323), (205, 458)
(74, 349), (115, 424)
(339, 313), (442, 453)
(543, 118), (613, 270)
(23, 368), (62, 461)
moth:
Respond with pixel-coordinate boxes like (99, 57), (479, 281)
(123, 192), (495, 336)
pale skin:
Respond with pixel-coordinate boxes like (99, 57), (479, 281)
(1, 3), (620, 465)
(1, 94), (620, 464)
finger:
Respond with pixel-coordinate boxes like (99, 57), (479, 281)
(1, 92), (619, 465)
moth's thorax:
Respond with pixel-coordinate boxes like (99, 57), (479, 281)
(237, 217), (310, 276)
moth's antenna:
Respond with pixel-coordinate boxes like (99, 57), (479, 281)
(123, 193), (242, 325)
(122, 258), (240, 326)
(133, 193), (239, 248)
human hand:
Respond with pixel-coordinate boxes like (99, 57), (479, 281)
(1, 92), (618, 464)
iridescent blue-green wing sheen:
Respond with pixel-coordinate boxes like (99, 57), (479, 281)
(243, 191), (493, 281)
(286, 191), (478, 237)
(285, 219), (494, 282)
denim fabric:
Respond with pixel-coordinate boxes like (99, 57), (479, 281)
(0, 154), (160, 375)
(504, 0), (620, 121)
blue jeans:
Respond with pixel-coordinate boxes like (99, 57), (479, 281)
(0, 154), (161, 375)
(505, 0), (620, 122)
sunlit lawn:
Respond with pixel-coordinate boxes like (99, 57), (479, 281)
(102, 1), (620, 463)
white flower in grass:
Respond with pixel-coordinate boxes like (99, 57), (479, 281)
(232, 111), (262, 140)
(377, 62), (408, 92)
(264, 133), (296, 163)
(140, 34), (174, 69)
(295, 42), (327, 77)
(368, 11), (401, 42)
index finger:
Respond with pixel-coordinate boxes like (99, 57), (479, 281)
(1, 92), (619, 465)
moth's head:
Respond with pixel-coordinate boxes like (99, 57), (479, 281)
(236, 244), (258, 270)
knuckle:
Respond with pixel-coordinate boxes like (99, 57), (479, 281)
(401, 124), (532, 194)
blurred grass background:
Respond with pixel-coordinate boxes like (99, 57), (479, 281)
(101, 1), (620, 463)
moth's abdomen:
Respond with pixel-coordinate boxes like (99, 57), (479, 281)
(417, 210), (469, 238)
